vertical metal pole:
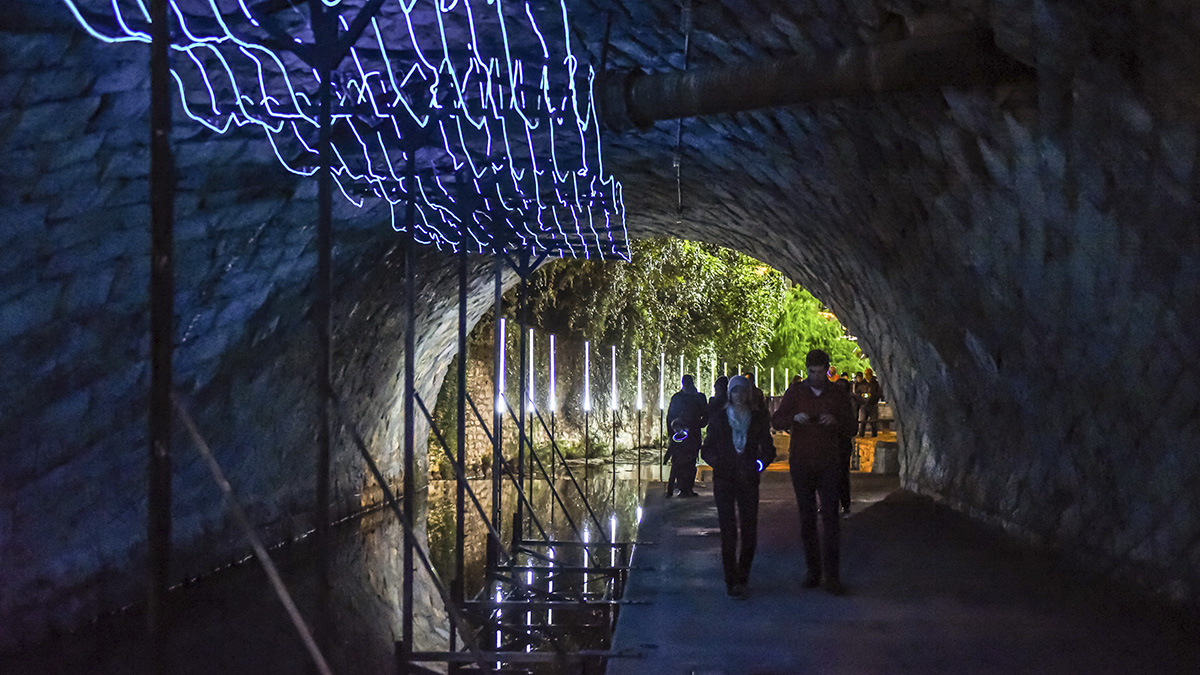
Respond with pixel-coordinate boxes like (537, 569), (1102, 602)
(516, 254), (528, 546)
(489, 255), (503, 577)
(400, 148), (417, 675)
(451, 243), (467, 673)
(147, 0), (174, 670)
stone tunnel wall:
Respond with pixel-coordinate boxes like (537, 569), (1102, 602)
(577, 0), (1200, 605)
(4, 0), (1200, 654)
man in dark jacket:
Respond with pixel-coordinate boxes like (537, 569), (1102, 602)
(772, 350), (856, 595)
(829, 367), (855, 514)
(701, 375), (776, 598)
(665, 374), (708, 498)
(856, 368), (881, 437)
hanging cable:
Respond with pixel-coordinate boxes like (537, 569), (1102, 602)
(674, 0), (693, 225)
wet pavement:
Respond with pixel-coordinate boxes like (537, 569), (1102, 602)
(608, 471), (1199, 674)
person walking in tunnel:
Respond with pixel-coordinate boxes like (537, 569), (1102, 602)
(773, 350), (856, 595)
(709, 375), (729, 413)
(828, 367), (855, 515)
(857, 367), (881, 437)
(665, 374), (708, 498)
(743, 372), (769, 416)
(701, 375), (776, 599)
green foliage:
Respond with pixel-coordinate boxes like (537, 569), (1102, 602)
(764, 286), (870, 379)
(521, 238), (788, 365)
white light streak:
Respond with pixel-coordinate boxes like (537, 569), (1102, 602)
(584, 341), (591, 412)
(610, 345), (617, 411)
(549, 334), (557, 412)
(636, 349), (643, 411)
(528, 328), (536, 410)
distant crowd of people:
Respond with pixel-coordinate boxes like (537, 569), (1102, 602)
(663, 351), (884, 600)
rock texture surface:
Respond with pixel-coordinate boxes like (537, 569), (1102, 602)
(3, 0), (1200, 652)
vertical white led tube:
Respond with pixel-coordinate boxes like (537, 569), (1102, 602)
(497, 318), (506, 410)
(610, 346), (617, 411)
(584, 341), (591, 412)
(755, 364), (759, 387)
(695, 357), (700, 387)
(528, 328), (536, 410)
(636, 349), (643, 411)
(771, 367), (775, 397)
(723, 361), (727, 377)
(659, 352), (665, 410)
(678, 354), (684, 385)
(549, 334), (557, 412)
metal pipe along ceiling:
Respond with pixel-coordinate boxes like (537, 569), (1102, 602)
(601, 28), (1035, 129)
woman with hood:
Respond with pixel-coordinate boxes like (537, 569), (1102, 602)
(701, 375), (777, 598)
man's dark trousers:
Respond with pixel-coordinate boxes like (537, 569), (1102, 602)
(837, 436), (853, 511)
(858, 403), (879, 436)
(713, 477), (759, 588)
(668, 447), (699, 495)
(789, 464), (841, 583)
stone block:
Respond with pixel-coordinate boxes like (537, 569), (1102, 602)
(0, 33), (72, 71)
(31, 163), (99, 204)
(100, 147), (150, 180)
(12, 97), (102, 146)
(0, 283), (61, 341)
(64, 266), (116, 312)
(91, 61), (147, 95)
(88, 90), (150, 135)
(19, 68), (97, 106)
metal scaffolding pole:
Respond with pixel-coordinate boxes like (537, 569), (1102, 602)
(147, 0), (175, 670)
(451, 242), (467, 672)
(400, 147), (418, 672)
(489, 252), (504, 631)
(516, 252), (529, 548)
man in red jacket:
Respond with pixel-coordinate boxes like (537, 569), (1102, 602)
(772, 350), (856, 595)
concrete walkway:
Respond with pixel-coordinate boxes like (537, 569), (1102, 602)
(609, 472), (1198, 674)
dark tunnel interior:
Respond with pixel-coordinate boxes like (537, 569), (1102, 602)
(2, 0), (1200, 663)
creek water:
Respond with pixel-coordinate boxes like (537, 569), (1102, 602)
(3, 458), (665, 675)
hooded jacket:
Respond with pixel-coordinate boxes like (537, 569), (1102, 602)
(701, 378), (777, 485)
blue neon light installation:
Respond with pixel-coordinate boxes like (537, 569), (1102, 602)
(63, 0), (628, 260)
